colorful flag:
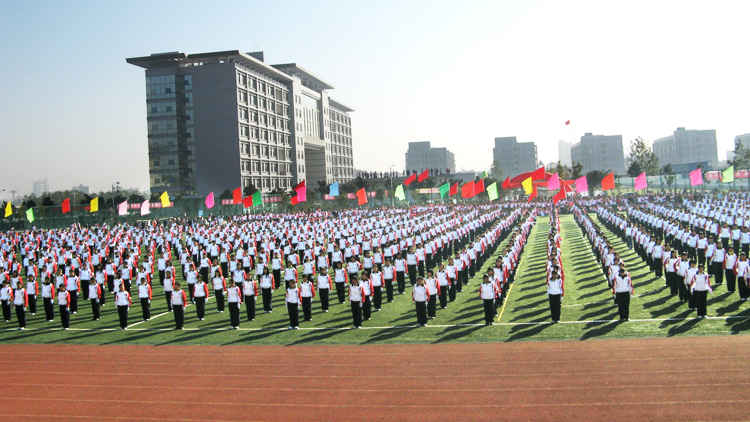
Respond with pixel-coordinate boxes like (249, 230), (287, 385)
(232, 187), (242, 205)
(417, 170), (429, 182)
(251, 190), (262, 207)
(290, 196), (299, 206)
(461, 181), (475, 198)
(689, 169), (703, 186)
(601, 173), (615, 191)
(90, 198), (99, 213)
(4, 202), (11, 218)
(395, 185), (406, 200)
(449, 183), (458, 196)
(356, 188), (368, 205)
(62, 198), (71, 214)
(531, 166), (545, 181)
(552, 188), (566, 204)
(521, 177), (533, 195)
(565, 120), (570, 125)
(481, 171), (488, 179)
(527, 187), (538, 202)
(205, 192), (215, 209)
(501, 177), (510, 189)
(473, 179), (485, 196)
(242, 196), (253, 208)
(26, 208), (34, 223)
(439, 183), (450, 198)
(487, 182), (499, 200)
(140, 200), (150, 216)
(118, 201), (128, 216)
(404, 173), (417, 186)
(722, 165), (734, 183)
(295, 186), (307, 202)
(293, 180), (306, 191)
(548, 173), (560, 190)
(160, 192), (170, 207)
(329, 182), (339, 197)
(634, 172), (648, 191)
(575, 176), (588, 194)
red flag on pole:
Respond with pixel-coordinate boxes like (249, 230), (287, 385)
(565, 120), (570, 125)
(531, 166), (545, 181)
(356, 188), (368, 205)
(461, 181), (475, 198)
(473, 179), (485, 196)
(404, 173), (417, 186)
(242, 196), (253, 208)
(62, 198), (71, 214)
(293, 180), (306, 191)
(290, 196), (299, 206)
(601, 173), (615, 191)
(501, 177), (510, 189)
(232, 187), (242, 205)
(527, 186), (538, 202)
(552, 188), (566, 204)
(417, 170), (429, 183)
(449, 182), (458, 196)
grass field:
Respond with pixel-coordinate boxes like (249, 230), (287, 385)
(1, 214), (748, 345)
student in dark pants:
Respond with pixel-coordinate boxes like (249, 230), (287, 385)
(285, 280), (300, 329)
(370, 267), (384, 311)
(299, 275), (315, 321)
(612, 269), (633, 321)
(412, 277), (429, 327)
(193, 277), (209, 321)
(424, 270), (439, 319)
(1, 280), (13, 322)
(382, 259), (395, 303)
(316, 272), (331, 313)
(137, 278), (151, 321)
(41, 277), (55, 322)
(88, 279), (102, 321)
(479, 275), (497, 326)
(546, 271), (563, 323)
(349, 276), (365, 328)
(25, 274), (38, 316)
(172, 283), (187, 329)
(226, 280), (242, 329)
(690, 265), (713, 319)
(57, 287), (71, 329)
(13, 282), (28, 330)
(242, 277), (258, 321)
(115, 283), (131, 330)
(259, 267), (275, 313)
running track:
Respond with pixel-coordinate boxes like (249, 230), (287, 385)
(1, 335), (748, 421)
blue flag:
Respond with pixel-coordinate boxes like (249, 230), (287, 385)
(329, 182), (339, 197)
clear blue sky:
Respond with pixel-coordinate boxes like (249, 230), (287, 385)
(1, 0), (749, 197)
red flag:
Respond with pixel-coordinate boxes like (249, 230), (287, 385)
(473, 179), (485, 196)
(527, 186), (538, 202)
(242, 196), (253, 208)
(355, 188), (368, 205)
(417, 170), (429, 183)
(449, 183), (458, 196)
(293, 180), (306, 191)
(601, 173), (615, 191)
(404, 173), (417, 186)
(290, 196), (299, 206)
(232, 187), (242, 204)
(501, 177), (510, 189)
(565, 120), (570, 125)
(461, 181), (475, 198)
(552, 188), (566, 204)
(531, 166), (545, 181)
(62, 198), (71, 214)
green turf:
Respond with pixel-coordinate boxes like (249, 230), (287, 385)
(1, 214), (748, 345)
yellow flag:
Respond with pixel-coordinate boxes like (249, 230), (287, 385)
(160, 191), (170, 207)
(4, 202), (11, 218)
(90, 197), (99, 213)
(522, 177), (533, 195)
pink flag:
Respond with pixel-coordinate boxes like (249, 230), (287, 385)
(140, 200), (150, 216)
(689, 169), (703, 186)
(296, 186), (307, 202)
(205, 192), (215, 209)
(574, 176), (588, 194)
(118, 201), (128, 216)
(548, 172), (560, 190)
(634, 172), (648, 191)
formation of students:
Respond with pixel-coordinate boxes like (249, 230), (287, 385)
(546, 207), (564, 322)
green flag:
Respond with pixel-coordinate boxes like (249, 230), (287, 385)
(395, 185), (406, 201)
(722, 165), (734, 183)
(252, 190), (262, 207)
(487, 182), (499, 200)
(481, 171), (488, 179)
(26, 208), (35, 223)
(438, 183), (450, 198)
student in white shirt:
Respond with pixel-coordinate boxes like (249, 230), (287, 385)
(0, 280), (12, 323)
(242, 275), (258, 321)
(226, 279), (242, 329)
(88, 279), (102, 321)
(299, 275), (315, 321)
(382, 259), (395, 303)
(724, 246), (738, 293)
(57, 286), (71, 329)
(316, 271), (332, 312)
(259, 267), (275, 313)
(546, 271), (564, 323)
(424, 270), (440, 319)
(193, 276), (209, 321)
(412, 277), (429, 327)
(13, 281), (27, 330)
(370, 266), (384, 311)
(137, 277), (152, 321)
(736, 252), (750, 301)
(41, 276), (56, 322)
(171, 283), (187, 329)
(690, 264), (713, 318)
(612, 268), (633, 321)
(285, 280), (301, 329)
(115, 283), (131, 330)
(479, 274), (497, 326)
(348, 276), (365, 328)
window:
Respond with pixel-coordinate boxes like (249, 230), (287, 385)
(168, 159), (175, 165)
(240, 125), (249, 138)
(239, 108), (248, 120)
(262, 162), (269, 172)
(238, 90), (247, 103)
(252, 144), (260, 155)
(270, 147), (277, 158)
(262, 146), (269, 157)
(252, 161), (260, 172)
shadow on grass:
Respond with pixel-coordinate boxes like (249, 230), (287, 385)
(431, 324), (484, 343)
(505, 321), (553, 341)
(288, 328), (349, 345)
(580, 320), (620, 340)
(665, 317), (702, 336)
(361, 326), (417, 344)
(511, 307), (549, 321)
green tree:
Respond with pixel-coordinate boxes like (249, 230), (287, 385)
(243, 184), (258, 197)
(627, 136), (660, 177)
(585, 170), (608, 195)
(128, 193), (146, 203)
(571, 162), (584, 179)
(218, 188), (233, 200)
(41, 196), (54, 207)
(554, 161), (569, 179)
(731, 140), (750, 170)
(661, 164), (675, 189)
(490, 160), (504, 180)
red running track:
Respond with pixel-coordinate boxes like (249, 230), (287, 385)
(0, 336), (748, 421)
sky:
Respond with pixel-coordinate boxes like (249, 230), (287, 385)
(1, 0), (749, 198)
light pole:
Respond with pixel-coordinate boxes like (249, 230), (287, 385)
(111, 182), (120, 218)
(390, 164), (395, 207)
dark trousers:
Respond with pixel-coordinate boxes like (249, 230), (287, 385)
(373, 286), (382, 309)
(188, 284), (195, 303)
(287, 302), (299, 327)
(397, 271), (406, 293)
(738, 277), (749, 299)
(139, 298), (149, 320)
(107, 275), (114, 292)
(164, 291), (173, 312)
(59, 306), (70, 328)
(449, 281), (457, 301)
(616, 292), (630, 319)
(273, 269), (282, 289)
(244, 295), (256, 320)
(68, 290), (78, 313)
(456, 271), (464, 292)
(418, 262), (425, 278)
(99, 285), (106, 305)
(229, 302), (240, 327)
(335, 282), (346, 303)
(351, 301), (362, 327)
(407, 265), (417, 286)
(319, 289), (330, 311)
(483, 299), (495, 324)
(261, 288), (272, 312)
(548, 294), (561, 322)
(427, 295), (437, 318)
(43, 297), (54, 321)
(712, 262), (724, 284)
(81, 283), (89, 300)
(27, 294), (36, 314)
(159, 270), (165, 286)
(697, 250), (706, 268)
(726, 270), (737, 293)
(200, 268), (209, 285)
(302, 297), (312, 320)
(117, 305), (128, 328)
(385, 280), (394, 302)
(415, 301), (427, 325)
(173, 306), (184, 329)
(15, 305), (25, 328)
(195, 297), (206, 319)
(679, 281), (690, 302)
(439, 286), (448, 308)
(363, 296), (371, 320)
(2, 300), (11, 321)
(694, 290), (708, 317)
(687, 288), (696, 309)
(215, 290), (225, 312)
(91, 299), (100, 320)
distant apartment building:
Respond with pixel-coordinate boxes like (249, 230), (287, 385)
(72, 184), (90, 194)
(558, 140), (572, 167)
(33, 179), (49, 197)
(652, 127), (718, 169)
(493, 137), (538, 177)
(404, 141), (456, 174)
(127, 50), (355, 196)
(571, 133), (626, 175)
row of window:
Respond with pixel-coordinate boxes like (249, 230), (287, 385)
(237, 72), (287, 102)
(237, 90), (288, 116)
(246, 177), (291, 190)
(238, 107), (289, 131)
(241, 160), (292, 175)
(329, 133), (352, 147)
(239, 125), (291, 145)
(239, 142), (292, 161)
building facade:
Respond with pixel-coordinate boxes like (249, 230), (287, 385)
(492, 137), (538, 177)
(652, 127), (718, 169)
(404, 141), (456, 174)
(32, 180), (49, 197)
(127, 50), (355, 196)
(571, 133), (626, 175)
(558, 140), (572, 167)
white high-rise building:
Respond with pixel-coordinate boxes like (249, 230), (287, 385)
(558, 140), (572, 167)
